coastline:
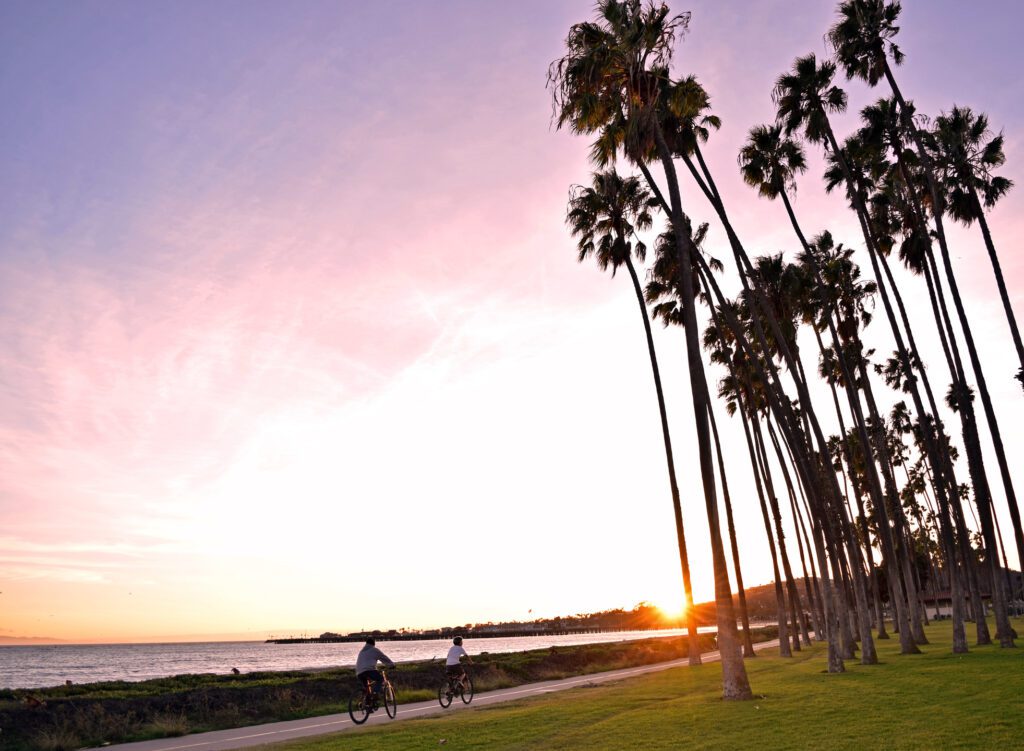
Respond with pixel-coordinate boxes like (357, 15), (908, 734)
(1, 625), (755, 691)
(1, 627), (780, 751)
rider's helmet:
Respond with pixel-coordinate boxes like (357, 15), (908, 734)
(453, 636), (463, 646)
(365, 637), (376, 646)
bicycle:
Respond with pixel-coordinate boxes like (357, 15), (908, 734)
(349, 667), (397, 725)
(437, 667), (474, 708)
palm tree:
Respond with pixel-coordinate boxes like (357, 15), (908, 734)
(694, 251), (849, 672)
(930, 106), (1022, 390)
(646, 227), (759, 658)
(857, 100), (996, 649)
(738, 124), (887, 659)
(829, 1), (1021, 646)
(773, 52), (924, 655)
(664, 72), (862, 671)
(698, 296), (794, 657)
(566, 168), (704, 665)
(550, 2), (753, 698)
(828, 0), (904, 88)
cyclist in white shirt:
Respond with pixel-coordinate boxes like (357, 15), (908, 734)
(445, 636), (473, 689)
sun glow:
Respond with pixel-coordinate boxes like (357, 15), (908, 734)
(652, 600), (687, 624)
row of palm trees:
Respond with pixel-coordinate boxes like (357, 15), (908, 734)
(550, 0), (1021, 699)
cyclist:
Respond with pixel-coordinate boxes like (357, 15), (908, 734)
(445, 636), (473, 690)
(355, 637), (395, 701)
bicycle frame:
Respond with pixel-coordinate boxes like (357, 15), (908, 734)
(362, 669), (392, 700)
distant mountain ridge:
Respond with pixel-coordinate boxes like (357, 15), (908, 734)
(0, 636), (65, 645)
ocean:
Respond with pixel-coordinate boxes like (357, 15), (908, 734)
(0, 628), (714, 689)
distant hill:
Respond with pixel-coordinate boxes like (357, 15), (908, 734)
(0, 636), (65, 645)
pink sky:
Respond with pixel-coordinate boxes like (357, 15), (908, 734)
(1, 1), (1022, 642)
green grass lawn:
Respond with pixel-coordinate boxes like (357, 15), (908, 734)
(262, 618), (1023, 751)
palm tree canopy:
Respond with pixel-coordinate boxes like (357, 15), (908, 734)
(661, 74), (722, 157)
(744, 253), (809, 362)
(548, 0), (690, 163)
(929, 106), (1014, 224)
(798, 231), (876, 342)
(738, 123), (807, 200)
(859, 96), (911, 157)
(822, 133), (885, 204)
(645, 221), (720, 327)
(701, 298), (770, 417)
(828, 0), (905, 86)
(773, 54), (848, 145)
(566, 169), (655, 275)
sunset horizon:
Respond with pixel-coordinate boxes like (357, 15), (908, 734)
(3, 8), (1023, 747)
(3, 2), (1024, 748)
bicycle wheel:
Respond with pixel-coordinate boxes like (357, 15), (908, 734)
(438, 679), (453, 708)
(348, 688), (370, 725)
(384, 683), (397, 719)
(460, 674), (474, 704)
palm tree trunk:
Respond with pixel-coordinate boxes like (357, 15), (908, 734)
(778, 188), (886, 654)
(624, 257), (702, 664)
(689, 146), (865, 667)
(885, 68), (1016, 646)
(885, 44), (1024, 398)
(761, 415), (813, 650)
(695, 267), (779, 659)
(819, 116), (943, 654)
(810, 324), (889, 641)
(854, 354), (928, 647)
(708, 399), (757, 658)
(921, 249), (993, 641)
(649, 127), (753, 696)
(927, 226), (1016, 648)
(773, 421), (827, 640)
(969, 168), (1024, 391)
(772, 415), (858, 661)
(694, 258), (844, 671)
(969, 190), (1024, 561)
(876, 231), (1016, 635)
(787, 482), (822, 640)
(751, 417), (793, 657)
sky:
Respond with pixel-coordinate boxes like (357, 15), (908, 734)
(1, 0), (1022, 643)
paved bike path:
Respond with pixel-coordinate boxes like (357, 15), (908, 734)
(90, 638), (781, 751)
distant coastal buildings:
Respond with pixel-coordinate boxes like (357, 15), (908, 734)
(267, 602), (687, 644)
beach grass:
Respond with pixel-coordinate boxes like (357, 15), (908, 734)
(261, 618), (1024, 751)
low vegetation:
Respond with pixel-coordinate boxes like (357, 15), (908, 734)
(0, 629), (776, 751)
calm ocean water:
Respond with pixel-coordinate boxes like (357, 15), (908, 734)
(0, 628), (717, 689)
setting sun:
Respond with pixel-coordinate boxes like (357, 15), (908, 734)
(652, 600), (688, 624)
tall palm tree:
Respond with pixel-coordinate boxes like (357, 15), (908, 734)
(930, 106), (1022, 390)
(828, 0), (1021, 646)
(663, 72), (860, 671)
(566, 168), (703, 665)
(699, 299), (795, 657)
(857, 101), (992, 648)
(843, 114), (1012, 646)
(773, 52), (922, 655)
(694, 249), (850, 672)
(646, 227), (759, 658)
(550, 1), (753, 698)
(738, 123), (887, 659)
